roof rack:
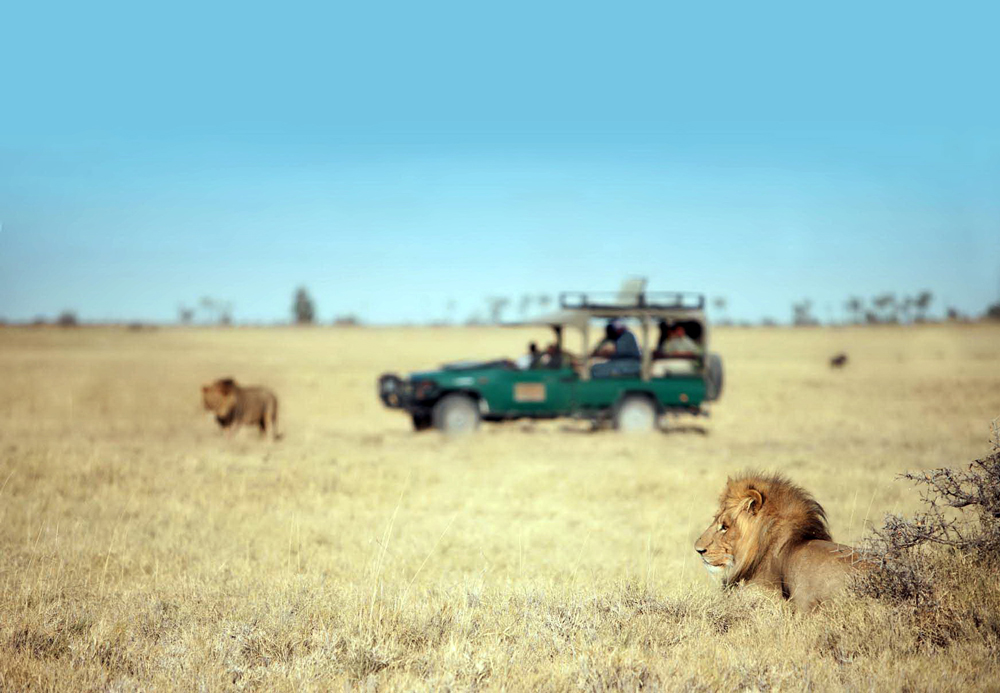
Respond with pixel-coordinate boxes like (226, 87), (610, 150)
(559, 291), (705, 311)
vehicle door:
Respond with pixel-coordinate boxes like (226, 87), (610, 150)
(499, 366), (577, 416)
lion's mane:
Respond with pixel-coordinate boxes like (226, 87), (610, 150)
(695, 471), (863, 610)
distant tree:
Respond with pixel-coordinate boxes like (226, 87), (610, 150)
(445, 299), (458, 324)
(218, 302), (233, 325)
(761, 317), (778, 327)
(873, 293), (898, 323)
(465, 312), (485, 326)
(518, 294), (533, 319)
(914, 291), (934, 322)
(900, 296), (915, 324)
(198, 296), (216, 319)
(177, 305), (195, 325)
(946, 307), (962, 321)
(792, 299), (817, 326)
(485, 296), (511, 324)
(198, 296), (233, 325)
(56, 310), (78, 327)
(845, 296), (864, 325)
(292, 287), (316, 325)
(712, 297), (729, 324)
(536, 294), (553, 310)
(985, 302), (1000, 321)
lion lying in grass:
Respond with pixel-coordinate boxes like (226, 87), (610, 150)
(201, 378), (280, 440)
(695, 472), (866, 611)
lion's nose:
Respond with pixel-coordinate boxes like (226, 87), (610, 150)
(695, 547), (707, 555)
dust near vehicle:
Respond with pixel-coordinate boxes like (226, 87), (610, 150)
(695, 472), (868, 611)
(201, 377), (280, 440)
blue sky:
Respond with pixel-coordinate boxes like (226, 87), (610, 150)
(1, 0), (998, 324)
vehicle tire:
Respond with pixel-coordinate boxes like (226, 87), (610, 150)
(703, 352), (724, 402)
(432, 394), (481, 434)
(613, 395), (657, 432)
(411, 413), (433, 432)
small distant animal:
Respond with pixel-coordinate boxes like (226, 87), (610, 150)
(694, 472), (867, 611)
(201, 378), (280, 440)
(829, 353), (848, 368)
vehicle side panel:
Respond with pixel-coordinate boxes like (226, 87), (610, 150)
(476, 368), (576, 415)
(575, 375), (705, 411)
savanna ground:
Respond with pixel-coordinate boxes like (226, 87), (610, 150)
(1, 324), (998, 691)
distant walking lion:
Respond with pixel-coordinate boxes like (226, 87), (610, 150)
(694, 472), (867, 611)
(201, 378), (280, 440)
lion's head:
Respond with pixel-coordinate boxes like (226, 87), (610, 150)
(694, 472), (832, 586)
(202, 378), (238, 418)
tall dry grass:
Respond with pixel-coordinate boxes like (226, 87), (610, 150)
(0, 324), (998, 690)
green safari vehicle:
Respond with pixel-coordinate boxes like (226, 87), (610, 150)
(377, 290), (723, 433)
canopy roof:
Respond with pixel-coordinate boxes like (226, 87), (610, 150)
(513, 289), (707, 329)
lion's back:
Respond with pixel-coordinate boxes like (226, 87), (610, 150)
(237, 386), (278, 423)
(784, 540), (863, 610)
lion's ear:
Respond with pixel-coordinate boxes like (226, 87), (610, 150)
(743, 488), (764, 515)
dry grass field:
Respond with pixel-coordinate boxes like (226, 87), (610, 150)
(1, 324), (999, 691)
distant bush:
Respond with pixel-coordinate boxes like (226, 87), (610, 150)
(332, 314), (362, 327)
(56, 311), (78, 327)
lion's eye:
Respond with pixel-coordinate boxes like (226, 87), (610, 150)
(718, 523), (727, 533)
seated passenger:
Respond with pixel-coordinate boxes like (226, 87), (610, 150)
(591, 319), (641, 378)
(652, 322), (701, 376)
(660, 323), (700, 357)
(539, 342), (562, 368)
(515, 342), (542, 370)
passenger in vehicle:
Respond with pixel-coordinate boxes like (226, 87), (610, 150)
(515, 342), (542, 369)
(652, 321), (701, 376)
(591, 319), (641, 378)
(658, 322), (701, 357)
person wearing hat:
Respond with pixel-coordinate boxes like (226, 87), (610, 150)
(590, 319), (641, 378)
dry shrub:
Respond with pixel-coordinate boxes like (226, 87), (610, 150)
(856, 423), (1000, 649)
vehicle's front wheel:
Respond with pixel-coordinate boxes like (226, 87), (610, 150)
(432, 394), (481, 434)
(411, 413), (433, 431)
(614, 395), (658, 432)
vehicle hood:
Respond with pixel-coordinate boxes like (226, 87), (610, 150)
(441, 359), (512, 371)
(409, 359), (512, 381)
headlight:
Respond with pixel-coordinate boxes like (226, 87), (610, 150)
(413, 380), (437, 399)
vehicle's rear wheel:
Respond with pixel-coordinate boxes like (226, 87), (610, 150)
(411, 413), (432, 431)
(614, 395), (657, 432)
(432, 394), (481, 434)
